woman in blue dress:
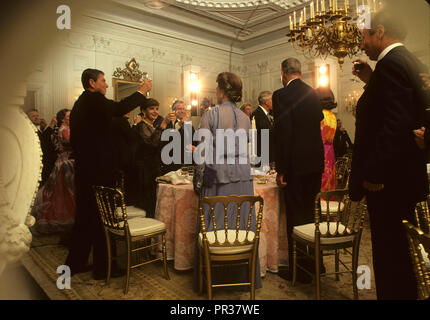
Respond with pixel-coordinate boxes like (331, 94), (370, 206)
(192, 72), (262, 292)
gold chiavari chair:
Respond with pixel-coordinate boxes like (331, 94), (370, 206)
(292, 189), (366, 299)
(93, 186), (169, 294)
(415, 198), (430, 234)
(115, 170), (147, 219)
(403, 220), (430, 300)
(335, 155), (352, 190)
(198, 195), (264, 300)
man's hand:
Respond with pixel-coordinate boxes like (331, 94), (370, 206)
(276, 174), (287, 188)
(49, 116), (57, 129)
(413, 126), (426, 150)
(40, 119), (47, 131)
(134, 114), (142, 125)
(352, 59), (373, 84)
(362, 180), (384, 192)
(160, 112), (176, 130)
(138, 79), (153, 95)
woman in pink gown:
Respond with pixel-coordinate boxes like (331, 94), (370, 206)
(33, 109), (75, 234)
(316, 87), (338, 191)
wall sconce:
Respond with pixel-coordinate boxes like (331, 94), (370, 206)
(183, 65), (201, 116)
(317, 63), (330, 87)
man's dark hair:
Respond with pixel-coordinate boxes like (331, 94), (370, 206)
(81, 68), (104, 90)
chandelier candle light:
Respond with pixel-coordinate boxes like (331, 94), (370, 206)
(287, 0), (380, 67)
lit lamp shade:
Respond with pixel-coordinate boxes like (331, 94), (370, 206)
(317, 64), (330, 87)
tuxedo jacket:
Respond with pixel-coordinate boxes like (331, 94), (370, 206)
(349, 46), (429, 202)
(111, 116), (140, 170)
(38, 126), (57, 184)
(70, 90), (147, 185)
(273, 79), (325, 180)
(333, 129), (353, 158)
(163, 120), (196, 168)
(251, 106), (275, 162)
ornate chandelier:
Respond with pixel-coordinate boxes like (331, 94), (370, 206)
(287, 0), (379, 67)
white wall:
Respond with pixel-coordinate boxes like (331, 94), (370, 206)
(27, 1), (430, 141)
(26, 14), (244, 123)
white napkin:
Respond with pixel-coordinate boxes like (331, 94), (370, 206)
(156, 169), (193, 185)
(251, 165), (270, 176)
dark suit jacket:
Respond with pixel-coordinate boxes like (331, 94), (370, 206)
(333, 129), (353, 158)
(111, 116), (140, 170)
(70, 90), (147, 185)
(273, 79), (325, 180)
(251, 106), (275, 163)
(161, 120), (196, 173)
(349, 46), (429, 202)
(38, 126), (57, 185)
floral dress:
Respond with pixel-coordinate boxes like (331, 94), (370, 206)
(33, 125), (75, 233)
(320, 109), (337, 191)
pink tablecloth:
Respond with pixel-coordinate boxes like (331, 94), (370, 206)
(154, 182), (288, 277)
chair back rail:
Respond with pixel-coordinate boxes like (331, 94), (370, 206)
(199, 195), (264, 247)
(315, 189), (365, 238)
(93, 185), (128, 231)
(415, 199), (430, 234)
(335, 155), (352, 189)
(403, 220), (430, 300)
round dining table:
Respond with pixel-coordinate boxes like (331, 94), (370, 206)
(154, 181), (288, 277)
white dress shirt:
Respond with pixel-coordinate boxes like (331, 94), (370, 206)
(377, 43), (404, 62)
(286, 77), (300, 87)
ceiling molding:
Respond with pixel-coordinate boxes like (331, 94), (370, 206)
(110, 0), (307, 42)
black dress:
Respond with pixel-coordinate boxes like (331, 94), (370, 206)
(135, 118), (164, 218)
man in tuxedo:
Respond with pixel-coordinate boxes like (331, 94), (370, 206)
(65, 68), (152, 279)
(161, 100), (196, 174)
(273, 58), (325, 283)
(251, 91), (275, 164)
(27, 109), (57, 186)
(350, 8), (429, 299)
(333, 119), (353, 159)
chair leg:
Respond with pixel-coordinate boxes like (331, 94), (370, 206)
(124, 236), (131, 295)
(352, 242), (359, 300)
(105, 229), (112, 285)
(292, 239), (297, 286)
(204, 251), (212, 300)
(335, 249), (340, 281)
(250, 256), (256, 300)
(198, 250), (204, 295)
(162, 234), (170, 280)
(315, 249), (321, 300)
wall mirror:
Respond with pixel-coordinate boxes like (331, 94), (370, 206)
(112, 58), (148, 125)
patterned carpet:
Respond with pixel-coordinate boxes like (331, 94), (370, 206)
(22, 219), (377, 300)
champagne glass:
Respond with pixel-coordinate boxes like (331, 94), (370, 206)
(142, 72), (151, 98)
